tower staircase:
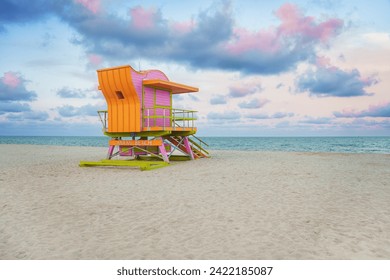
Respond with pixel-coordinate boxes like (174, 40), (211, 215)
(165, 135), (209, 159)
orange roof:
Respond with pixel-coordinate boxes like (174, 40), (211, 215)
(143, 79), (198, 94)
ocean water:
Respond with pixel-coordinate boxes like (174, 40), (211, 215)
(0, 136), (389, 154)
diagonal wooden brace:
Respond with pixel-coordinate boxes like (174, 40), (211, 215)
(183, 136), (194, 160)
(158, 137), (169, 163)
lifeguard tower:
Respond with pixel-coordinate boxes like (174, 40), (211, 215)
(80, 65), (209, 170)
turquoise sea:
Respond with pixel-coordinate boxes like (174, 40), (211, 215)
(0, 136), (389, 154)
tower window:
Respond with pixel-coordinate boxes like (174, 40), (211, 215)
(116, 91), (124, 99)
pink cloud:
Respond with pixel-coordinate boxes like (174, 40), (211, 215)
(226, 3), (343, 55)
(275, 3), (306, 34)
(171, 20), (195, 34)
(75, 0), (100, 14)
(88, 53), (103, 66)
(315, 56), (332, 67)
(367, 101), (390, 116)
(315, 56), (378, 86)
(336, 108), (359, 117)
(0, 71), (37, 102)
(360, 75), (379, 87)
(229, 82), (262, 98)
(129, 6), (158, 30)
(227, 28), (280, 54)
(2, 72), (21, 88)
(238, 98), (269, 109)
(276, 3), (343, 43)
(334, 102), (390, 118)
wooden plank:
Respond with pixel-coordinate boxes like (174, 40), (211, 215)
(79, 160), (168, 171)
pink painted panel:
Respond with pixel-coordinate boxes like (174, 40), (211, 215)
(156, 89), (170, 106)
(131, 70), (147, 101)
(144, 87), (154, 108)
(155, 89), (171, 127)
(131, 68), (169, 103)
(142, 94), (171, 127)
(143, 87), (155, 127)
(144, 70), (169, 81)
(155, 108), (171, 127)
(131, 68), (171, 128)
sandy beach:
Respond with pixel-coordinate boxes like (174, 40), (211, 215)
(0, 144), (389, 260)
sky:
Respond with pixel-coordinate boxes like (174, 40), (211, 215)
(0, 0), (390, 136)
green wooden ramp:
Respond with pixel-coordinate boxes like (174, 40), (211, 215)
(79, 159), (169, 171)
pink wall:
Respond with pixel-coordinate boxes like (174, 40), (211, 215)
(156, 89), (170, 106)
(131, 69), (171, 128)
(155, 89), (170, 127)
(131, 69), (146, 101)
(143, 88), (171, 127)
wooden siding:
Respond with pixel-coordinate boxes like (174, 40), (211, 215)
(131, 69), (171, 128)
(97, 66), (140, 133)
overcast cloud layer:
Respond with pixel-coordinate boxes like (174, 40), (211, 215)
(0, 0), (389, 136)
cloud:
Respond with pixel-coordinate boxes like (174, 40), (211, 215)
(296, 62), (378, 97)
(172, 94), (184, 101)
(350, 118), (390, 128)
(0, 71), (37, 101)
(87, 53), (103, 67)
(0, 101), (31, 115)
(222, 3), (343, 74)
(238, 98), (269, 109)
(1, 1), (343, 75)
(275, 3), (342, 43)
(246, 112), (294, 119)
(272, 112), (294, 119)
(228, 84), (261, 98)
(188, 94), (200, 102)
(57, 104), (102, 117)
(227, 3), (342, 54)
(75, 0), (101, 14)
(0, 120), (102, 136)
(7, 110), (49, 121)
(300, 117), (332, 124)
(334, 102), (390, 118)
(0, 71), (46, 124)
(129, 6), (160, 30)
(0, 0), (53, 30)
(41, 32), (56, 47)
(2, 71), (20, 87)
(57, 86), (101, 99)
(62, 3), (173, 57)
(57, 87), (87, 98)
(210, 95), (227, 105)
(207, 111), (240, 120)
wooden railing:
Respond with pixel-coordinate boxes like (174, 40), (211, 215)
(98, 110), (108, 132)
(98, 108), (197, 131)
(143, 107), (197, 129)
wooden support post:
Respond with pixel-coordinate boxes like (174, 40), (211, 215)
(158, 137), (169, 163)
(183, 136), (194, 160)
(107, 145), (115, 159)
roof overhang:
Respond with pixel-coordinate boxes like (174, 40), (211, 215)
(143, 79), (198, 94)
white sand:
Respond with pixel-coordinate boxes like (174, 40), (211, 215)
(0, 144), (389, 259)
